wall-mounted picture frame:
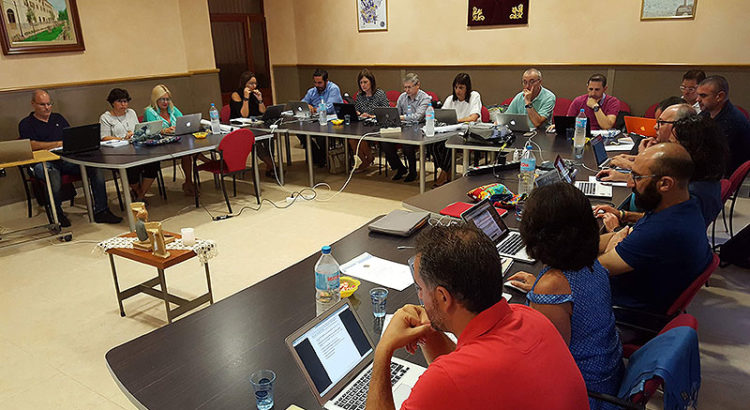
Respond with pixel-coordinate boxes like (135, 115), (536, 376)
(357, 0), (387, 32)
(641, 0), (697, 20)
(0, 0), (85, 55)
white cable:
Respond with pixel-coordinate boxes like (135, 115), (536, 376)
(314, 132), (379, 202)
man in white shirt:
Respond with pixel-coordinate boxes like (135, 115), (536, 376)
(680, 70), (705, 114)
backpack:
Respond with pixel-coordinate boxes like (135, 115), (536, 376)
(719, 223), (750, 268)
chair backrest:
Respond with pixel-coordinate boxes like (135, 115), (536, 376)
(480, 106), (490, 123)
(736, 105), (749, 119)
(501, 96), (514, 106)
(720, 179), (732, 202)
(220, 104), (231, 123)
(424, 90), (439, 102)
(622, 313), (698, 358)
(217, 129), (255, 173)
(619, 100), (632, 114)
(644, 102), (659, 118)
(553, 97), (572, 117)
(666, 253), (719, 316)
(385, 90), (400, 107)
(727, 159), (750, 196)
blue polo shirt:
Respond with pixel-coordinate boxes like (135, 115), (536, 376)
(610, 197), (712, 314)
(301, 81), (343, 112)
(18, 112), (70, 142)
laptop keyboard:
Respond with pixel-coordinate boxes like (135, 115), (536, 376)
(333, 362), (409, 409)
(498, 232), (524, 255)
(577, 181), (596, 195)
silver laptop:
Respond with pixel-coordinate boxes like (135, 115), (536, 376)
(285, 300), (426, 410)
(164, 113), (202, 135)
(495, 113), (531, 132)
(287, 101), (311, 118)
(434, 108), (458, 125)
(133, 120), (162, 137)
(0, 139), (33, 163)
(572, 138), (614, 198)
(462, 199), (535, 263)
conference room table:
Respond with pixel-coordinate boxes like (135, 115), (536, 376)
(61, 132), (273, 231)
(279, 119), (459, 193)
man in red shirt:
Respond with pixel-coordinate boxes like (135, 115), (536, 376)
(567, 73), (621, 130)
(366, 225), (589, 410)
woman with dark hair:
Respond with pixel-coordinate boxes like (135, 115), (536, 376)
(431, 73), (483, 187)
(351, 68), (389, 171)
(508, 183), (623, 409)
(99, 88), (159, 202)
(229, 71), (276, 177)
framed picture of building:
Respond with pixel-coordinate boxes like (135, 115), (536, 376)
(0, 0), (85, 55)
(357, 0), (387, 32)
(641, 0), (697, 20)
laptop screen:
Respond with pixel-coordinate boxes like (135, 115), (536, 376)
(554, 155), (573, 183)
(291, 303), (373, 397)
(461, 199), (509, 245)
(590, 135), (608, 167)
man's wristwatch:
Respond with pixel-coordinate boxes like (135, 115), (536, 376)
(592, 105), (601, 112)
(242, 97), (249, 101)
(524, 103), (533, 109)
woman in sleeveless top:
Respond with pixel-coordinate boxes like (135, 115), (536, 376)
(229, 71), (276, 178)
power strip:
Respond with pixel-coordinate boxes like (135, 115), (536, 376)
(379, 127), (402, 135)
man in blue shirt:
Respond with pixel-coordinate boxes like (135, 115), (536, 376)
(18, 90), (122, 227)
(598, 143), (712, 314)
(299, 69), (343, 167)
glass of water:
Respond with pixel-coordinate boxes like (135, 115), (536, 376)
(370, 287), (388, 318)
(250, 369), (276, 410)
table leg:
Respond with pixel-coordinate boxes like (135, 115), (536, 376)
(119, 170), (135, 231)
(462, 149), (469, 176)
(277, 131), (286, 185)
(204, 263), (214, 304)
(451, 148), (457, 180)
(419, 147), (426, 194)
(285, 130), (292, 166)
(40, 161), (59, 226)
(109, 254), (126, 317)
(79, 165), (94, 222)
(307, 134), (314, 187)
(344, 137), (349, 171)
(157, 268), (172, 324)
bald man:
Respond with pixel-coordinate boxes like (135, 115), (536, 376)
(598, 143), (712, 314)
(18, 90), (122, 227)
(505, 68), (556, 129)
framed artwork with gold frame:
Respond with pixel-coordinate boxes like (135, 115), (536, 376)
(357, 0), (387, 32)
(0, 0), (85, 55)
(641, 0), (697, 20)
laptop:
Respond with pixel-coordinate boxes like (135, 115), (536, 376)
(495, 113), (530, 132)
(333, 103), (360, 122)
(553, 115), (592, 138)
(461, 199), (535, 263)
(0, 139), (34, 163)
(571, 139), (613, 198)
(434, 108), (458, 125)
(62, 124), (101, 155)
(133, 120), (162, 137)
(163, 113), (202, 135)
(285, 300), (426, 410)
(287, 101), (311, 118)
(627, 132), (645, 155)
(374, 107), (401, 128)
(624, 116), (657, 138)
(261, 104), (285, 124)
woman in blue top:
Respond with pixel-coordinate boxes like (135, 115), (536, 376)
(508, 182), (624, 409)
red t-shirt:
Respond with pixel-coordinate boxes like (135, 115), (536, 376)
(567, 94), (621, 130)
(401, 300), (589, 410)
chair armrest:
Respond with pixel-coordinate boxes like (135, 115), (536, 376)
(587, 390), (644, 410)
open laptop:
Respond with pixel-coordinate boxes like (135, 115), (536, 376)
(163, 113), (202, 135)
(0, 139), (33, 163)
(333, 103), (360, 122)
(434, 108), (458, 125)
(133, 120), (162, 137)
(62, 124), (101, 155)
(495, 113), (530, 132)
(461, 199), (535, 263)
(287, 101), (311, 118)
(553, 115), (591, 138)
(624, 116), (657, 138)
(261, 104), (285, 124)
(374, 107), (401, 128)
(285, 300), (426, 410)
(571, 139), (614, 198)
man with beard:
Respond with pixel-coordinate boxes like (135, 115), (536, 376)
(598, 143), (713, 314)
(366, 225), (589, 410)
(299, 68), (343, 167)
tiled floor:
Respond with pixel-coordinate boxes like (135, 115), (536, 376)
(1, 145), (749, 409)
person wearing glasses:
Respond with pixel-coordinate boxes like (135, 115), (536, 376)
(351, 68), (388, 172)
(507, 183), (624, 409)
(567, 73), (620, 130)
(18, 89), (122, 226)
(598, 143), (713, 315)
(100, 88), (159, 204)
(697, 75), (750, 175)
(680, 70), (705, 113)
(505, 68), (556, 129)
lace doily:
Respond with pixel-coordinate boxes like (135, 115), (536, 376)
(95, 236), (218, 264)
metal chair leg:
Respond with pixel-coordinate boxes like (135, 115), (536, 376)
(220, 175), (232, 214)
(729, 195), (738, 237)
(193, 156), (200, 208)
(232, 175), (237, 197)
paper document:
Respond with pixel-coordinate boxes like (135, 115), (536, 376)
(603, 135), (633, 152)
(340, 252), (413, 291)
(229, 117), (259, 124)
(101, 140), (129, 148)
(589, 175), (627, 187)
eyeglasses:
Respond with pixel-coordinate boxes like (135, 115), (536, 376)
(115, 99), (130, 104)
(34, 102), (53, 107)
(158, 97), (171, 102)
(655, 119), (676, 128)
(679, 85), (697, 92)
(630, 171), (659, 181)
(522, 79), (539, 86)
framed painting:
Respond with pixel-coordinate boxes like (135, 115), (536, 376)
(641, 0), (697, 20)
(357, 0), (387, 32)
(0, 0), (85, 55)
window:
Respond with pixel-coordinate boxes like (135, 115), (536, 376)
(7, 9), (15, 24)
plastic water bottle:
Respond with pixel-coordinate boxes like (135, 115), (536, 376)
(518, 142), (536, 196)
(315, 245), (341, 314)
(405, 103), (414, 125)
(574, 108), (587, 160)
(318, 99), (327, 125)
(424, 106), (435, 137)
(209, 103), (221, 134)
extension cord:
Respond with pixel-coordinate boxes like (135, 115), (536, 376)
(213, 214), (234, 221)
(379, 127), (402, 135)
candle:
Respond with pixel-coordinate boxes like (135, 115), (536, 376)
(181, 228), (195, 247)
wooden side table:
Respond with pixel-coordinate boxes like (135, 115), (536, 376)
(106, 232), (214, 323)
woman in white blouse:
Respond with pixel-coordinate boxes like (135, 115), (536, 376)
(99, 88), (158, 203)
(433, 73), (483, 186)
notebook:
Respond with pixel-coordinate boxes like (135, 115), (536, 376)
(287, 101), (311, 118)
(133, 120), (162, 137)
(374, 107), (401, 128)
(333, 103), (361, 122)
(285, 300), (426, 410)
(368, 210), (429, 237)
(461, 199), (534, 263)
(0, 139), (33, 163)
(434, 108), (458, 125)
(624, 116), (657, 138)
(439, 201), (508, 218)
(62, 124), (101, 155)
(495, 113), (530, 132)
(163, 113), (202, 135)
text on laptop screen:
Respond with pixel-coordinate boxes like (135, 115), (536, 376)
(292, 304), (373, 397)
(462, 201), (509, 243)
